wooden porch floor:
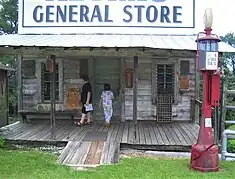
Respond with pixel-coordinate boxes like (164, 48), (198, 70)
(1, 120), (199, 151)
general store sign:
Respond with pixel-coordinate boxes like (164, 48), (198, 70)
(18, 0), (195, 34)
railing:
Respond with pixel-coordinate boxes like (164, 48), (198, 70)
(221, 130), (235, 160)
(220, 84), (235, 160)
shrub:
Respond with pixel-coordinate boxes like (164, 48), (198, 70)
(0, 136), (5, 148)
(227, 125), (235, 153)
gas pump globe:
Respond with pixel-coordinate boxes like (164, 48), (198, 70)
(198, 38), (220, 71)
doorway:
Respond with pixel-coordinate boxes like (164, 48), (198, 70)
(93, 58), (121, 121)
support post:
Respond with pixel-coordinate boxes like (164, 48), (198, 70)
(50, 55), (56, 140)
(133, 56), (138, 140)
(120, 58), (125, 122)
(17, 54), (23, 121)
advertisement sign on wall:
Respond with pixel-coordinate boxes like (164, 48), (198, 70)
(18, 0), (195, 34)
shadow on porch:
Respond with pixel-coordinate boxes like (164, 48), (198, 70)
(0, 120), (199, 152)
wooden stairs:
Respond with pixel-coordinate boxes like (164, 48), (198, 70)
(57, 140), (120, 168)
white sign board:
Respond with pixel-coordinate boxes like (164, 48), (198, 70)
(18, 0), (195, 34)
(205, 52), (218, 70)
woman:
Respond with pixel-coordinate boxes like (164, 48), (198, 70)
(75, 75), (92, 126)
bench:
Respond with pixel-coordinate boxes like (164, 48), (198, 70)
(18, 110), (79, 123)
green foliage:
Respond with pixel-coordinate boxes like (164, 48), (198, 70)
(0, 136), (5, 148)
(0, 0), (18, 34)
(227, 125), (235, 153)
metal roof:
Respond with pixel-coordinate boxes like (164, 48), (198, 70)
(0, 34), (234, 53)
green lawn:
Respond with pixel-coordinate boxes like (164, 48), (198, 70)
(0, 150), (235, 179)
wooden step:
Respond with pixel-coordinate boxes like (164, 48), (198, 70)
(57, 140), (120, 167)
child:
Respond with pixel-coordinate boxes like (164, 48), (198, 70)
(99, 83), (114, 127)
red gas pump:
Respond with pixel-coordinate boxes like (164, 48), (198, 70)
(190, 9), (221, 172)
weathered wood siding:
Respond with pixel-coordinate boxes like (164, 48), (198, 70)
(124, 58), (196, 121)
(21, 56), (196, 122)
(63, 58), (83, 108)
(124, 58), (153, 120)
(172, 58), (195, 121)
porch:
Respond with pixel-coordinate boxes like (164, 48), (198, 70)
(1, 120), (199, 151)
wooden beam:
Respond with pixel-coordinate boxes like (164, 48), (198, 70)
(17, 54), (23, 121)
(133, 56), (138, 139)
(0, 47), (196, 59)
(120, 57), (125, 122)
(50, 55), (56, 140)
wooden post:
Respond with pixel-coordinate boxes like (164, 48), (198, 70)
(50, 55), (56, 140)
(120, 58), (125, 122)
(133, 56), (138, 140)
(17, 54), (23, 121)
(220, 78), (226, 141)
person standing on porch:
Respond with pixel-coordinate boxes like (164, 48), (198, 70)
(99, 83), (114, 127)
(75, 75), (93, 126)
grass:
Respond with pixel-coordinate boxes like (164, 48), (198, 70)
(0, 150), (235, 179)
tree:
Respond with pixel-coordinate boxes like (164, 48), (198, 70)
(0, 0), (18, 34)
(220, 33), (235, 74)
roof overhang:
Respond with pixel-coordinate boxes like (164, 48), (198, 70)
(0, 34), (234, 54)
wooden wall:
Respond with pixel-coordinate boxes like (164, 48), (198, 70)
(21, 56), (196, 122)
(124, 57), (196, 121)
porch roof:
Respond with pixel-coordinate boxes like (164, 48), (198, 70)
(0, 63), (14, 71)
(0, 34), (234, 53)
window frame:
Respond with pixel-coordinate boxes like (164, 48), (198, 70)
(152, 59), (178, 105)
(40, 62), (60, 102)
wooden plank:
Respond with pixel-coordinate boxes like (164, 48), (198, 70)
(143, 123), (152, 145)
(171, 124), (188, 146)
(70, 142), (90, 164)
(84, 141), (99, 165)
(156, 124), (170, 145)
(109, 123), (119, 141)
(100, 141), (110, 164)
(17, 54), (23, 121)
(15, 123), (45, 140)
(182, 123), (197, 141)
(186, 123), (199, 137)
(60, 124), (77, 141)
(120, 58), (125, 122)
(134, 122), (140, 144)
(138, 122), (146, 144)
(133, 56), (138, 140)
(151, 123), (164, 145)
(121, 122), (128, 143)
(63, 141), (82, 164)
(55, 123), (73, 141)
(176, 124), (194, 145)
(147, 122), (158, 145)
(27, 123), (51, 141)
(44, 121), (67, 141)
(74, 127), (88, 141)
(179, 124), (196, 144)
(161, 125), (177, 145)
(58, 141), (75, 164)
(107, 123), (115, 141)
(127, 121), (134, 144)
(105, 141), (120, 164)
(166, 124), (181, 145)
(115, 123), (124, 143)
(92, 141), (105, 164)
(6, 123), (32, 139)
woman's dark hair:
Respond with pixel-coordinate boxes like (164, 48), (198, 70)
(104, 83), (111, 91)
(81, 75), (89, 81)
